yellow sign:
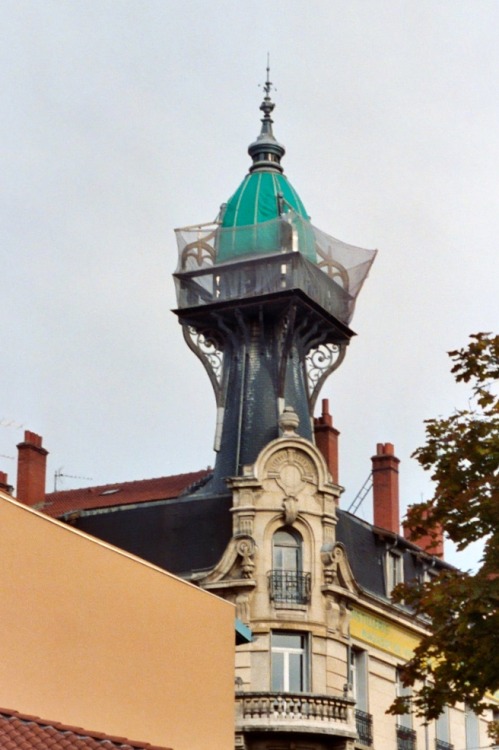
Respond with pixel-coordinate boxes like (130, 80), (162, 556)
(350, 608), (419, 661)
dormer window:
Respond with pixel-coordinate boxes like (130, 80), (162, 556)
(386, 550), (403, 597)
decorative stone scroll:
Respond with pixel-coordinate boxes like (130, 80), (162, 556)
(320, 542), (358, 637)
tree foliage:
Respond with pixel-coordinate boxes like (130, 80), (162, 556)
(389, 333), (499, 737)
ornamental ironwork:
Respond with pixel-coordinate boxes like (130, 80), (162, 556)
(355, 709), (373, 746)
(182, 326), (224, 403)
(397, 726), (417, 750)
(435, 741), (454, 750)
(305, 342), (347, 411)
(268, 570), (311, 605)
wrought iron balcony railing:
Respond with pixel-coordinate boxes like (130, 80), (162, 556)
(268, 570), (311, 605)
(397, 726), (417, 750)
(435, 740), (454, 750)
(355, 709), (373, 746)
(236, 691), (356, 736)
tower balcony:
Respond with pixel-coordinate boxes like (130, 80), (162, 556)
(236, 691), (356, 738)
(175, 249), (353, 326)
(174, 213), (377, 329)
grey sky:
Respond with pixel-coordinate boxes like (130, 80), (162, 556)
(1, 1), (497, 570)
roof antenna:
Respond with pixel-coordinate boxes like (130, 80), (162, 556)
(54, 467), (93, 492)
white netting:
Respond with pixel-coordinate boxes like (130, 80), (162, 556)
(174, 213), (377, 325)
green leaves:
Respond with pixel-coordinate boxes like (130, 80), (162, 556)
(390, 334), (499, 737)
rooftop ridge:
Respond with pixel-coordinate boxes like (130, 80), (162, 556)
(44, 469), (211, 498)
(0, 707), (172, 750)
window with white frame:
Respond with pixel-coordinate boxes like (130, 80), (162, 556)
(465, 704), (480, 750)
(435, 706), (452, 750)
(396, 669), (413, 729)
(273, 528), (302, 572)
(351, 648), (373, 746)
(386, 550), (403, 596)
(350, 648), (369, 712)
(271, 631), (309, 692)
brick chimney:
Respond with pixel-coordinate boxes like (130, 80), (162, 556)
(16, 431), (48, 507)
(0, 471), (13, 495)
(372, 443), (400, 534)
(403, 510), (444, 559)
(313, 399), (339, 484)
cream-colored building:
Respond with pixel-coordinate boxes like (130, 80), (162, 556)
(187, 407), (495, 750)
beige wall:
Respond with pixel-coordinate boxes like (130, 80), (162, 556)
(0, 491), (234, 750)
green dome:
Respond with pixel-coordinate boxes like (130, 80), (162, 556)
(215, 170), (316, 263)
(215, 69), (316, 264)
(222, 170), (308, 227)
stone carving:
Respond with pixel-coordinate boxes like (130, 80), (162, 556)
(325, 595), (350, 637)
(268, 448), (315, 487)
(278, 405), (300, 436)
(282, 495), (299, 525)
(236, 537), (256, 579)
(339, 600), (350, 637)
(321, 541), (345, 585)
(266, 447), (318, 525)
(235, 593), (251, 624)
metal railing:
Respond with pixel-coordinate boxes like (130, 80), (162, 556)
(268, 570), (311, 605)
(435, 740), (454, 750)
(397, 726), (417, 750)
(174, 250), (353, 324)
(355, 709), (373, 746)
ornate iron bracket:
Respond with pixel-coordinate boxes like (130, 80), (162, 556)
(182, 325), (224, 405)
(305, 342), (347, 412)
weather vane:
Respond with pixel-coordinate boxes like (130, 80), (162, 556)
(260, 53), (275, 98)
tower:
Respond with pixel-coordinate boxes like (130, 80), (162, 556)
(174, 68), (376, 495)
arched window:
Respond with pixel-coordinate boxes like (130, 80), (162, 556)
(272, 528), (302, 573)
(269, 528), (310, 605)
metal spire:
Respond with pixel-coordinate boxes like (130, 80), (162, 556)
(260, 54), (275, 124)
(248, 57), (285, 173)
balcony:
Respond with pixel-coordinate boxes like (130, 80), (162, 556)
(236, 691), (356, 737)
(268, 570), (311, 605)
(397, 726), (417, 750)
(174, 250), (354, 325)
(435, 741), (454, 750)
(355, 709), (373, 746)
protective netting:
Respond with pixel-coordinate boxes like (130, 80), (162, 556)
(174, 213), (376, 325)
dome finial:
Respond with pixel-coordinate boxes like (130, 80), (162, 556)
(260, 54), (275, 121)
(248, 56), (285, 173)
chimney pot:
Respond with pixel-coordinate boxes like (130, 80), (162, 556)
(0, 471), (13, 495)
(16, 431), (48, 506)
(403, 509), (444, 559)
(314, 400), (339, 484)
(372, 442), (400, 534)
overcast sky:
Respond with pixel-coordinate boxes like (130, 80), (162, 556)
(1, 1), (497, 571)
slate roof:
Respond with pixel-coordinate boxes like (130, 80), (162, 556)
(0, 708), (171, 750)
(336, 509), (453, 600)
(41, 470), (211, 518)
(39, 470), (449, 585)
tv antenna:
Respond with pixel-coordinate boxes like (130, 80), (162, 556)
(54, 468), (93, 492)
